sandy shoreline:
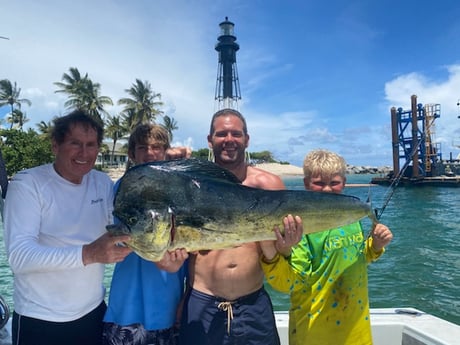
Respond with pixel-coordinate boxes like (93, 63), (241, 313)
(106, 162), (303, 181)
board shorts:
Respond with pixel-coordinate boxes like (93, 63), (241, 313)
(102, 322), (178, 345)
(179, 287), (280, 345)
(12, 301), (106, 345)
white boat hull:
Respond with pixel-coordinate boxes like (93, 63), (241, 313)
(1, 308), (459, 345)
(275, 308), (460, 345)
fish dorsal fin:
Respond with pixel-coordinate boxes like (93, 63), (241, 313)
(138, 158), (242, 184)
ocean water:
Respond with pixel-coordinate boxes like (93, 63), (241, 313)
(1, 174), (459, 326)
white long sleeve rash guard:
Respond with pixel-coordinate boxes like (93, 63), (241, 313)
(3, 164), (114, 322)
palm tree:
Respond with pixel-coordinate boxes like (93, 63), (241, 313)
(118, 79), (163, 129)
(78, 78), (113, 122)
(0, 79), (32, 120)
(54, 67), (113, 125)
(120, 108), (137, 130)
(54, 67), (86, 96)
(105, 114), (128, 165)
(36, 119), (54, 139)
(7, 109), (30, 130)
(162, 115), (178, 141)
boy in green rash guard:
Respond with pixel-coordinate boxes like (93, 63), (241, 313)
(260, 149), (393, 345)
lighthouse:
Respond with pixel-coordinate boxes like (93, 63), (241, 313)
(214, 17), (241, 110)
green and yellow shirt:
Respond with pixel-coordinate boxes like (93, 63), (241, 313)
(261, 222), (384, 345)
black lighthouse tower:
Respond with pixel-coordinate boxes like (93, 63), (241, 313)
(215, 17), (241, 110)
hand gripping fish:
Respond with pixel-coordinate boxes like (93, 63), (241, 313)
(106, 159), (376, 261)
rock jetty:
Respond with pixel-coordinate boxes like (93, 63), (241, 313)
(346, 165), (392, 175)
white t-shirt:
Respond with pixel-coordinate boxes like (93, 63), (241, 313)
(3, 163), (114, 322)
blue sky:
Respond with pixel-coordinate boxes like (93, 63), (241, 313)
(1, 0), (460, 167)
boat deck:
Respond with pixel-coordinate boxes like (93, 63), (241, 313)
(275, 308), (460, 345)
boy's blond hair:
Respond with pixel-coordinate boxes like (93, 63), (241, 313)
(303, 149), (347, 181)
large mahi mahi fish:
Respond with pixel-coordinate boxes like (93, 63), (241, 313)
(107, 159), (376, 261)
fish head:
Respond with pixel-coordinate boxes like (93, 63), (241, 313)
(110, 206), (174, 262)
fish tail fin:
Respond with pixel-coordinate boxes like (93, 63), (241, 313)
(365, 185), (380, 223)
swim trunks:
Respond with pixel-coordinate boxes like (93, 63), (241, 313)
(179, 287), (280, 345)
(102, 322), (178, 345)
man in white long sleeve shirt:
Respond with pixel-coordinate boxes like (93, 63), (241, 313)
(3, 110), (132, 345)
